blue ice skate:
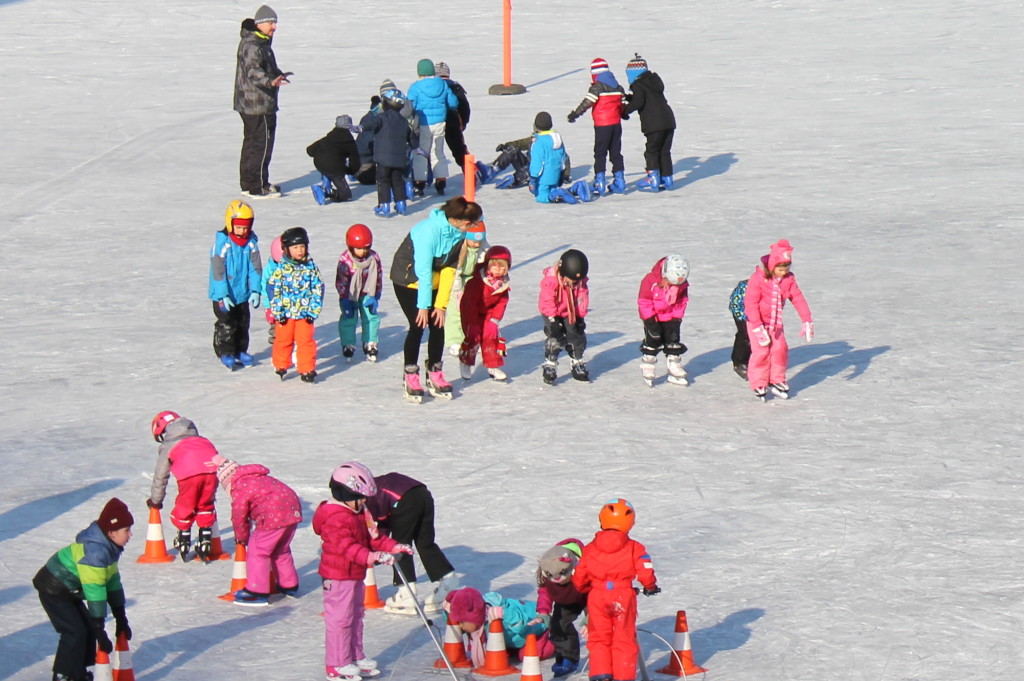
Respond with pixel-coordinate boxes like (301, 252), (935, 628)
(311, 175), (333, 205)
(591, 171), (608, 195)
(637, 170), (662, 192)
(374, 203), (392, 218)
(661, 174), (674, 190)
(610, 170), (627, 193)
(570, 179), (594, 202)
(549, 187), (578, 204)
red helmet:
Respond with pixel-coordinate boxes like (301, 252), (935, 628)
(599, 498), (635, 533)
(485, 244), (512, 267)
(346, 223), (373, 249)
(151, 411), (180, 442)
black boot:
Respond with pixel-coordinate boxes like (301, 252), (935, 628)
(434, 178), (447, 195)
(413, 181), (426, 198)
(173, 529), (191, 562)
(195, 527), (213, 562)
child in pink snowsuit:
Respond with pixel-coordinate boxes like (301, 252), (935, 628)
(744, 239), (814, 400)
(313, 462), (413, 681)
(215, 455), (303, 606)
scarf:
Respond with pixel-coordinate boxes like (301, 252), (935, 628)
(348, 252), (379, 300)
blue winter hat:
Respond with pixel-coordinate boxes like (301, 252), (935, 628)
(466, 221), (487, 242)
(626, 53), (649, 85)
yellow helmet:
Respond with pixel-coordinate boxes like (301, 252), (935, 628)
(224, 200), (254, 232)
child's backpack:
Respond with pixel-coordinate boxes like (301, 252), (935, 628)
(728, 280), (747, 321)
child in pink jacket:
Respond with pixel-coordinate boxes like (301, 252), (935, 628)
(538, 249), (590, 384)
(637, 254), (690, 387)
(744, 239), (814, 401)
(214, 455), (303, 606)
(313, 462), (412, 681)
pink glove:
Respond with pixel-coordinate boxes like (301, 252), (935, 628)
(751, 325), (771, 347)
(366, 551), (393, 567)
(392, 544), (414, 555)
(486, 605), (504, 620)
(800, 321), (814, 343)
(209, 454), (227, 470)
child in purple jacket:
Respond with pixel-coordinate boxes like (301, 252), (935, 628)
(637, 254), (690, 387)
(215, 455), (303, 606)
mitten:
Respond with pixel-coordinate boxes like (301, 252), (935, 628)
(527, 614), (551, 628)
(249, 291), (261, 308)
(367, 551), (393, 566)
(487, 605), (504, 620)
(392, 544), (414, 555)
(91, 619), (113, 653)
(642, 585), (661, 597)
(305, 318), (315, 325)
(751, 325), (771, 347)
(800, 321), (814, 343)
(567, 112), (579, 123)
(340, 298), (357, 318)
(145, 498), (162, 510)
(366, 296), (380, 315)
(219, 297), (235, 311)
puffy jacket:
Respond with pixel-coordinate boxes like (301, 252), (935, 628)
(150, 418), (219, 506)
(268, 256), (324, 320)
(365, 472), (425, 534)
(306, 126), (360, 178)
(483, 592), (548, 650)
(538, 265), (589, 321)
(34, 522), (126, 620)
(233, 19), (283, 115)
(460, 262), (510, 330)
(570, 72), (625, 127)
(637, 258), (689, 322)
(390, 209), (467, 309)
(313, 500), (398, 581)
(407, 76), (458, 126)
(743, 256), (812, 333)
(623, 70), (676, 134)
(445, 79), (471, 129)
(209, 231), (263, 304)
(529, 132), (567, 187)
(363, 108), (418, 168)
(336, 249), (383, 301)
(572, 529), (657, 594)
(729, 280), (747, 321)
(227, 464), (302, 545)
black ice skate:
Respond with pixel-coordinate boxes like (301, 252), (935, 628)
(570, 359), (590, 382)
(194, 527), (213, 563)
(173, 529), (191, 562)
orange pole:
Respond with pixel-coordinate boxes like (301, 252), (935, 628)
(464, 154), (477, 201)
(503, 0), (512, 87)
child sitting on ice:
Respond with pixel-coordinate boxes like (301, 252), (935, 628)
(535, 539), (588, 677)
(459, 245), (512, 382)
(528, 112), (593, 204)
(444, 587), (555, 665)
(637, 254), (691, 387)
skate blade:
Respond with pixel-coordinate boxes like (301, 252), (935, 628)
(427, 388), (454, 399)
(666, 376), (689, 386)
(360, 669), (382, 678)
(642, 377), (653, 387)
(403, 393), (423, 404)
(382, 604), (421, 616)
(366, 356), (377, 363)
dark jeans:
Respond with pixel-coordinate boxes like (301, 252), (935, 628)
(550, 601), (586, 662)
(36, 586), (95, 680)
(388, 485), (454, 585)
(641, 317), (686, 356)
(543, 316), (587, 361)
(643, 129), (675, 176)
(239, 112), (277, 193)
(313, 163), (353, 202)
(376, 164), (408, 204)
(394, 284), (444, 368)
(592, 124), (624, 174)
(212, 301), (251, 358)
(732, 317), (751, 367)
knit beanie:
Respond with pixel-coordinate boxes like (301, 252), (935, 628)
(435, 61), (451, 78)
(590, 58), (609, 76)
(466, 220), (487, 243)
(335, 114), (353, 129)
(446, 587), (486, 627)
(97, 498), (134, 532)
(253, 5), (277, 23)
(379, 79), (397, 97)
(417, 59), (436, 77)
(213, 455), (239, 488)
(767, 239), (794, 271)
(625, 53), (649, 85)
(533, 111), (553, 132)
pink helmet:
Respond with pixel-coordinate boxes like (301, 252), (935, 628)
(270, 236), (284, 263)
(151, 410), (180, 442)
(330, 461), (377, 500)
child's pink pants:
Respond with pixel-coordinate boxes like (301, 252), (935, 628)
(323, 579), (366, 668)
(746, 323), (789, 390)
(246, 525), (298, 593)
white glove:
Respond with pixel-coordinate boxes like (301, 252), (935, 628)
(800, 321), (814, 343)
(751, 325), (771, 347)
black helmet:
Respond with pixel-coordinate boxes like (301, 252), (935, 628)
(280, 227), (309, 248)
(558, 249), (589, 281)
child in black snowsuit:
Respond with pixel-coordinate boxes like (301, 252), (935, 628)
(362, 88), (419, 217)
(307, 114), (361, 203)
(355, 96), (382, 185)
(623, 54), (677, 191)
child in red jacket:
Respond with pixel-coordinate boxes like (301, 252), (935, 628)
(637, 254), (690, 387)
(567, 58), (627, 195)
(313, 462), (412, 681)
(538, 249), (590, 385)
(458, 245), (512, 382)
(572, 499), (659, 681)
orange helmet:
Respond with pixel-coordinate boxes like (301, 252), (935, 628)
(599, 498), (635, 532)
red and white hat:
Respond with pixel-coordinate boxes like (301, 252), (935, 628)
(590, 58), (609, 75)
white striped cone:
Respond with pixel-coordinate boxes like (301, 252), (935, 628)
(518, 633), (542, 681)
(93, 646), (113, 681)
(218, 543), (248, 600)
(656, 610), (707, 676)
(136, 506), (173, 564)
(112, 632), (135, 681)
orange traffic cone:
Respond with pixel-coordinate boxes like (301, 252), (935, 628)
(94, 645), (113, 681)
(518, 633), (542, 681)
(364, 565), (386, 609)
(434, 614), (473, 669)
(206, 520), (231, 561)
(656, 610), (707, 676)
(136, 506), (174, 564)
(218, 543), (248, 600)
(112, 632), (136, 681)
(473, 618), (519, 676)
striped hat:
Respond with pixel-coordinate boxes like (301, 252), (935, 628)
(590, 58), (609, 75)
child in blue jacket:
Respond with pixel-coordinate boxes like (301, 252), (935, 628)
(529, 113), (591, 204)
(407, 59), (458, 197)
(210, 200), (263, 370)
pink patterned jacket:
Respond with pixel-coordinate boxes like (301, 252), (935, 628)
(227, 464), (302, 545)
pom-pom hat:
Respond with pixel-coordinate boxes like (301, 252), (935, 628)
(446, 587), (486, 627)
(590, 58), (609, 75)
(625, 53), (649, 85)
(767, 239), (794, 270)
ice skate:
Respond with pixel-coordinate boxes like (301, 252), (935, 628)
(570, 358), (590, 382)
(403, 367), (424, 403)
(275, 368), (287, 381)
(460, 362), (474, 381)
(637, 169), (662, 192)
(355, 659), (381, 678)
(173, 529), (191, 562)
(754, 386), (767, 402)
(434, 178), (447, 195)
(237, 351), (254, 367)
(420, 573), (458, 614)
(326, 663), (362, 681)
(220, 355), (241, 371)
(342, 345), (356, 363)
(394, 200), (408, 216)
(373, 203), (392, 218)
(551, 658), (579, 678)
(592, 172), (608, 195)
(666, 355), (689, 386)
(300, 371), (317, 384)
(363, 342), (378, 362)
(542, 361), (557, 385)
(487, 367), (508, 382)
(425, 363), (454, 399)
(194, 527), (213, 563)
(733, 363), (748, 380)
(233, 588), (269, 607)
(412, 181), (426, 198)
(640, 355), (657, 387)
(610, 170), (627, 193)
(770, 381), (790, 399)
(448, 343), (461, 357)
(383, 582), (419, 615)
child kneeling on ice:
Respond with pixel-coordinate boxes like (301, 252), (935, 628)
(444, 587), (555, 666)
(637, 254), (691, 386)
(459, 245), (512, 382)
(529, 112), (593, 204)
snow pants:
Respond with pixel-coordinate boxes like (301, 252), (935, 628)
(731, 317), (751, 368)
(444, 287), (467, 349)
(586, 585), (639, 681)
(544, 316), (587, 361)
(746, 322), (788, 390)
(413, 121), (450, 182)
(338, 295), (381, 349)
(170, 473), (217, 531)
(461, 320), (504, 369)
(388, 485), (454, 585)
(323, 578), (366, 669)
(376, 163), (408, 204)
(394, 284), (444, 369)
(212, 300), (251, 358)
(640, 318), (685, 356)
(35, 585), (95, 680)
(445, 111), (469, 171)
(642, 129), (675, 176)
(593, 124), (624, 175)
(239, 112), (277, 193)
(246, 524), (298, 594)
(272, 318), (317, 375)
(551, 601), (586, 663)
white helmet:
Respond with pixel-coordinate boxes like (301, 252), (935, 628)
(662, 254), (689, 285)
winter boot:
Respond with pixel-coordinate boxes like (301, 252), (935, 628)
(220, 355), (240, 371)
(403, 366), (424, 403)
(342, 345), (356, 362)
(373, 203), (392, 218)
(570, 358), (590, 382)
(394, 200), (408, 216)
(363, 342), (378, 362)
(425, 362), (454, 399)
(666, 355), (689, 385)
(542, 361), (558, 385)
(661, 174), (674, 190)
(637, 169), (662, 192)
(641, 355), (658, 387)
(610, 170), (627, 193)
(237, 351), (254, 367)
(412, 181), (427, 198)
(551, 658), (579, 678)
(173, 529), (191, 562)
(434, 178), (447, 195)
(487, 367), (508, 381)
(570, 179), (593, 202)
(770, 381), (790, 399)
(591, 171), (608, 195)
(300, 371), (317, 384)
(733, 363), (748, 380)
(194, 527), (213, 562)
(548, 187), (578, 204)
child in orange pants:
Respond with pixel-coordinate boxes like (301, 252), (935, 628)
(267, 227), (324, 383)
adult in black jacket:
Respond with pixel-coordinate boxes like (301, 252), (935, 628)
(436, 62), (472, 171)
(623, 54), (677, 190)
(306, 116), (360, 202)
(354, 97), (382, 185)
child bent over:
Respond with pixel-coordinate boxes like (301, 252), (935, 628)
(268, 226), (324, 383)
(637, 254), (690, 386)
(536, 539), (588, 677)
(538, 249), (590, 384)
(459, 245), (511, 382)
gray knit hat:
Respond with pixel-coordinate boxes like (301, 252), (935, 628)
(335, 115), (353, 129)
(253, 5), (277, 23)
(435, 61), (451, 78)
